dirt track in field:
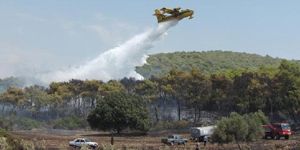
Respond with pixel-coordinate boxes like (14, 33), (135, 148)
(10, 129), (300, 150)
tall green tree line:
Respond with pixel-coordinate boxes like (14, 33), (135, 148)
(0, 60), (299, 124)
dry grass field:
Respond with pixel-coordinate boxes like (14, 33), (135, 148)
(9, 130), (300, 150)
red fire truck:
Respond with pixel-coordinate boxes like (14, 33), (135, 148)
(263, 123), (292, 140)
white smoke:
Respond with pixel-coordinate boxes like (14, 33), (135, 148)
(39, 20), (178, 83)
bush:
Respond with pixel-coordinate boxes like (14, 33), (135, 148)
(0, 137), (10, 150)
(16, 118), (41, 130)
(0, 117), (13, 131)
(212, 111), (268, 147)
(52, 115), (88, 130)
(0, 117), (41, 130)
(151, 120), (190, 131)
(0, 129), (34, 150)
(244, 110), (268, 141)
(0, 128), (9, 137)
(98, 144), (115, 150)
(211, 112), (248, 144)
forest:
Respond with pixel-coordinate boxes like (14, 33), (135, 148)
(136, 50), (297, 78)
(0, 51), (300, 131)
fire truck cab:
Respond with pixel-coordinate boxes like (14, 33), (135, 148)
(263, 123), (291, 140)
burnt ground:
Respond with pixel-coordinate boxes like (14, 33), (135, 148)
(10, 129), (300, 150)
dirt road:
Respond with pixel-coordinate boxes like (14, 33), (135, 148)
(10, 129), (300, 150)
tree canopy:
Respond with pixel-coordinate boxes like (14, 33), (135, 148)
(87, 91), (150, 133)
(136, 51), (291, 78)
(0, 58), (300, 131)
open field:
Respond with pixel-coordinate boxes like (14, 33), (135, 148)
(9, 130), (300, 150)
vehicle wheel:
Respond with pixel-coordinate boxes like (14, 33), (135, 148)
(274, 135), (280, 140)
(285, 135), (289, 140)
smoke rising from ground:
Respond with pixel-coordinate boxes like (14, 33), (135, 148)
(39, 20), (178, 83)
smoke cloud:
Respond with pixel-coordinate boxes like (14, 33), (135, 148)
(39, 20), (178, 83)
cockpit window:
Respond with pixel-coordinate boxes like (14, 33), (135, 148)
(281, 124), (290, 130)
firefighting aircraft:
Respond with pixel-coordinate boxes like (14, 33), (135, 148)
(153, 7), (194, 23)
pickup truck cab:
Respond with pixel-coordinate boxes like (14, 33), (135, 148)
(161, 134), (188, 145)
(69, 138), (98, 149)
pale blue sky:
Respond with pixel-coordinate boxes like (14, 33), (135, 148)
(0, 0), (299, 77)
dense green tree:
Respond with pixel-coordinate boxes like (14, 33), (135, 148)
(134, 79), (160, 122)
(0, 87), (26, 114)
(232, 72), (268, 113)
(100, 80), (125, 95)
(273, 60), (300, 122)
(161, 69), (190, 121)
(209, 74), (233, 112)
(24, 85), (51, 119)
(87, 91), (150, 133)
(120, 77), (137, 94)
(79, 80), (103, 116)
(185, 68), (211, 122)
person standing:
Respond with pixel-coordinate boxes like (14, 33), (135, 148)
(203, 136), (208, 147)
(195, 142), (200, 150)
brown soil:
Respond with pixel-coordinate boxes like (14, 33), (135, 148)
(9, 130), (300, 150)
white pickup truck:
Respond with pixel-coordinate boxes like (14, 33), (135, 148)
(69, 138), (98, 149)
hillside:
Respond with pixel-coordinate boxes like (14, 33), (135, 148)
(136, 51), (287, 78)
(0, 51), (298, 92)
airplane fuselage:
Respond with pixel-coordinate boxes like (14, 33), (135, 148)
(156, 9), (194, 23)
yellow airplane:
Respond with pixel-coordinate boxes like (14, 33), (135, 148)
(154, 7), (194, 23)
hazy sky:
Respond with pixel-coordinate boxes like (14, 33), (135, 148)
(0, 0), (299, 78)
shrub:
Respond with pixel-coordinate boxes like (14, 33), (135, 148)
(98, 144), (115, 150)
(151, 120), (190, 131)
(16, 118), (41, 130)
(172, 120), (190, 129)
(52, 115), (88, 130)
(0, 117), (13, 131)
(0, 116), (41, 130)
(0, 129), (35, 150)
(211, 112), (248, 144)
(211, 111), (268, 149)
(0, 137), (10, 150)
(244, 110), (268, 141)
